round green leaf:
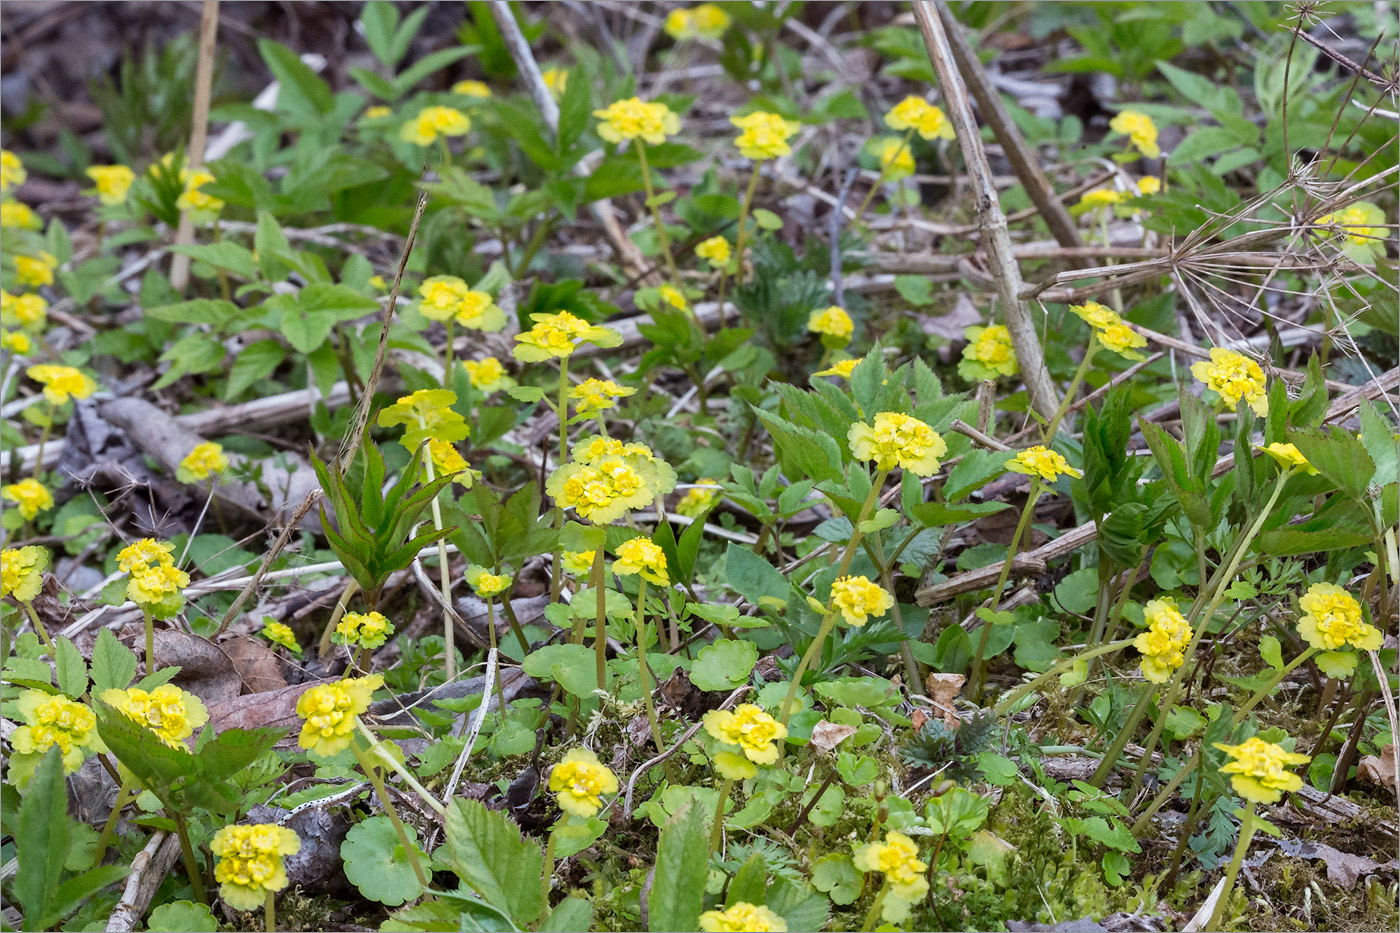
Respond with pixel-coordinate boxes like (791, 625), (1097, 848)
(690, 638), (758, 691)
(341, 815), (426, 906)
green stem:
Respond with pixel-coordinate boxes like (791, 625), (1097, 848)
(355, 719), (447, 815)
(422, 455), (457, 680)
(265, 889), (275, 933)
(171, 811), (208, 904)
(1042, 336), (1098, 442)
(22, 601), (56, 654)
(488, 599), (506, 725)
(542, 822), (559, 909)
(995, 639), (1135, 715)
(719, 164), (762, 307)
(634, 140), (679, 286)
(592, 546), (607, 693)
(1207, 801), (1257, 932)
(1089, 681), (1156, 787)
(861, 881), (891, 932)
(499, 594), (532, 655)
(350, 738), (430, 890)
(970, 480), (1042, 703)
(550, 356), (571, 604)
(442, 320), (456, 389)
(94, 778), (134, 865)
(636, 578), (664, 755)
(709, 778), (733, 856)
(143, 608), (156, 673)
(319, 579), (361, 658)
(852, 127), (915, 222)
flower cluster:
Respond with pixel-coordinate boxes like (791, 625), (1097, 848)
(102, 684), (208, 748)
(815, 358), (859, 380)
(873, 137), (915, 180)
(14, 251), (57, 288)
(829, 575), (894, 627)
(514, 310), (622, 362)
(614, 536), (669, 585)
(27, 364), (97, 404)
(400, 106), (471, 146)
(261, 620), (301, 654)
(1258, 442), (1317, 475)
(3, 478), (54, 521)
(1, 200), (40, 230)
(958, 324), (1019, 382)
(86, 165), (135, 205)
(118, 538), (189, 618)
(210, 823), (301, 911)
(295, 674), (382, 757)
(1213, 735), (1309, 804)
(548, 439), (675, 525)
(2, 290), (47, 331)
(1067, 302), (1147, 360)
(884, 95), (954, 140)
(1313, 201), (1387, 264)
(8, 691), (101, 788)
(1134, 597), (1193, 683)
(1006, 446), (1082, 483)
(466, 565), (512, 598)
(731, 111), (800, 161)
(426, 438), (479, 487)
(571, 377), (635, 415)
(677, 479), (720, 517)
(378, 389), (469, 449)
(658, 284), (689, 311)
(806, 305), (853, 347)
(175, 169), (224, 222)
(452, 79), (492, 99)
(1297, 582), (1380, 677)
(417, 276), (506, 330)
(704, 703), (787, 766)
(853, 831), (929, 923)
(562, 550), (596, 576)
(699, 903), (787, 932)
(848, 412), (947, 475)
(1190, 347), (1268, 416)
(334, 611), (396, 650)
(1, 149), (25, 191)
(462, 356), (515, 394)
(177, 440), (228, 483)
(665, 3), (731, 41)
(695, 235), (731, 268)
(593, 98), (681, 145)
(1109, 109), (1160, 158)
(548, 746), (618, 818)
(542, 67), (568, 98)
(2, 545), (49, 602)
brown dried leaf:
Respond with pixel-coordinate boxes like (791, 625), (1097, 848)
(809, 720), (858, 755)
(219, 635), (287, 694)
(207, 681), (320, 741)
(926, 672), (966, 728)
(1357, 744), (1397, 795)
(154, 630), (240, 705)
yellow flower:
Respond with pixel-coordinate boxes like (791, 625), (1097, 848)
(1069, 301), (1121, 330)
(1, 329), (31, 355)
(571, 378), (636, 415)
(1136, 176), (1161, 195)
(210, 823), (301, 911)
(177, 441), (228, 483)
(677, 479), (720, 517)
(368, 274), (387, 290)
(102, 684), (208, 748)
(828, 575), (894, 627)
(689, 4), (732, 39)
(2, 290), (47, 330)
(695, 235), (731, 268)
(462, 356), (515, 394)
(15, 252), (57, 288)
(378, 388), (470, 448)
(874, 136), (916, 180)
(26, 364), (97, 405)
(295, 674), (383, 757)
(1, 545), (48, 602)
(363, 105), (392, 120)
(1298, 583), (1381, 653)
(814, 358), (859, 380)
(126, 562), (190, 615)
(563, 550), (596, 575)
(659, 284), (689, 311)
(1076, 187), (1125, 212)
(452, 80), (492, 99)
(853, 830), (929, 914)
(116, 538), (175, 574)
(465, 564), (512, 598)
(1, 149), (25, 192)
(807, 305), (853, 347)
(1133, 597), (1192, 684)
(548, 446), (674, 525)
(1213, 735), (1309, 804)
(848, 412), (947, 475)
(958, 324), (1019, 381)
(426, 437), (479, 488)
(703, 704), (787, 765)
(1098, 322), (1148, 360)
(614, 536), (669, 585)
(85, 165), (136, 205)
(176, 169), (224, 221)
(1313, 202), (1387, 265)
(700, 902), (786, 932)
(665, 8), (695, 39)
(3, 478), (53, 520)
(1, 201), (41, 230)
(1257, 442), (1317, 475)
(10, 690), (100, 778)
(513, 310), (622, 362)
(593, 97), (681, 146)
(1190, 348), (1268, 416)
(542, 67), (569, 99)
(261, 620), (301, 654)
(334, 610), (396, 650)
(400, 106), (471, 146)
(883, 95), (955, 141)
(731, 111), (801, 161)
(548, 746), (619, 817)
(418, 277), (506, 330)
(1005, 445), (1082, 483)
(1110, 109), (1160, 158)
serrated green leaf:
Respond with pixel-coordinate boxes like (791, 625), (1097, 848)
(443, 799), (545, 925)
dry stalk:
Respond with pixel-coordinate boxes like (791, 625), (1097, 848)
(168, 0), (220, 292)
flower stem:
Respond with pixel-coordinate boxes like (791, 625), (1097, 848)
(970, 480), (1042, 704)
(1042, 336), (1098, 442)
(853, 128), (915, 223)
(709, 778), (733, 857)
(635, 578), (665, 755)
(422, 455), (457, 680)
(550, 357), (571, 605)
(860, 881), (891, 933)
(142, 608), (156, 673)
(1207, 801), (1257, 932)
(350, 738), (430, 890)
(171, 810), (208, 904)
(634, 140), (679, 286)
(95, 778), (133, 864)
(1088, 681), (1156, 787)
(442, 319), (456, 389)
(22, 600), (56, 654)
(994, 638), (1136, 715)
(31, 402), (54, 481)
(487, 599), (506, 725)
(719, 164), (762, 307)
(265, 890), (275, 933)
(355, 719), (447, 815)
(592, 546), (607, 693)
(318, 579), (361, 658)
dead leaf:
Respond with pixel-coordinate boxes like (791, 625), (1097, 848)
(208, 681), (321, 740)
(1278, 838), (1400, 889)
(926, 672), (966, 728)
(809, 720), (857, 755)
(1357, 744), (1397, 795)
(219, 635), (287, 693)
(911, 709), (930, 734)
(154, 630), (241, 705)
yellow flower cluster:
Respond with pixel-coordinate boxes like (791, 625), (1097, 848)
(462, 356), (515, 394)
(547, 439), (675, 525)
(418, 276), (506, 330)
(400, 106), (471, 146)
(1134, 597), (1193, 684)
(335, 610), (396, 650)
(731, 111), (800, 161)
(363, 105), (392, 120)
(1314, 202), (1387, 264)
(514, 310), (622, 362)
(466, 565), (512, 598)
(848, 412), (947, 476)
(704, 703), (787, 765)
(548, 746), (619, 817)
(2, 329), (31, 354)
(10, 690), (101, 778)
(177, 440), (228, 483)
(677, 479), (720, 517)
(176, 169), (224, 221)
(452, 80), (492, 99)
(1005, 445), (1082, 483)
(26, 364), (97, 405)
(614, 536), (669, 585)
(102, 684), (208, 748)
(853, 831), (929, 922)
(295, 673), (382, 757)
(807, 305), (853, 347)
(1076, 188), (1125, 212)
(2, 545), (48, 602)
(563, 550), (596, 576)
(2, 290), (47, 331)
(1110, 109), (1160, 158)
(3, 478), (54, 521)
(14, 251), (57, 288)
(829, 575), (894, 627)
(1190, 347), (1268, 416)
(210, 823), (301, 911)
(542, 67), (568, 98)
(958, 324), (1019, 381)
(665, 3), (732, 40)
(118, 538), (189, 617)
(1068, 301), (1148, 361)
(884, 95), (955, 141)
(427, 438), (479, 488)
(873, 137), (915, 180)
(1213, 736), (1308, 804)
(1, 149), (25, 191)
(571, 377), (636, 415)
(1, 201), (40, 230)
(1297, 583), (1380, 678)
(659, 284), (689, 311)
(1136, 176), (1161, 195)
(699, 903), (787, 932)
(593, 98), (681, 145)
(378, 389), (469, 449)
(815, 358), (859, 380)
(1257, 442), (1317, 475)
(261, 620), (301, 654)
(86, 165), (136, 205)
(695, 235), (731, 268)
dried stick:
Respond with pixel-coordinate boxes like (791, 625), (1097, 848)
(169, 1), (220, 292)
(104, 832), (182, 932)
(911, 2), (1060, 422)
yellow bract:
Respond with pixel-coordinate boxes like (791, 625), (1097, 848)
(3, 478), (53, 520)
(400, 106), (471, 146)
(102, 684), (208, 748)
(853, 830), (929, 921)
(452, 80), (492, 99)
(814, 358), (859, 380)
(417, 276), (506, 330)
(1, 545), (48, 603)
(542, 68), (569, 99)
(958, 324), (1019, 381)
(1136, 176), (1161, 195)
(1006, 446), (1082, 483)
(295, 674), (383, 757)
(117, 538), (176, 573)
(26, 364), (97, 404)
(704, 704), (787, 765)
(427, 438), (478, 488)
(335, 610), (396, 650)
(210, 823), (301, 911)
(1134, 597), (1192, 684)
(466, 564), (512, 598)
(1, 201), (41, 230)
(1257, 442), (1317, 475)
(363, 105), (392, 120)
(695, 235), (731, 268)
(1, 149), (26, 191)
(807, 305), (853, 347)
(1110, 109), (1160, 158)
(15, 251), (57, 288)
(462, 356), (515, 393)
(1213, 735), (1308, 804)
(614, 536), (669, 585)
(1298, 583), (1380, 654)
(178, 441), (228, 483)
(514, 310), (622, 362)
(571, 377), (635, 415)
(1, 329), (31, 354)
(1068, 302), (1147, 361)
(730, 111), (801, 161)
(677, 479), (720, 517)
(829, 575), (894, 627)
(2, 290), (47, 331)
(848, 412), (947, 476)
(261, 620), (301, 654)
(117, 537), (187, 615)
(378, 389), (469, 449)
(699, 902), (787, 932)
(884, 95), (954, 141)
(562, 550), (596, 575)
(548, 746), (618, 817)
(86, 165), (136, 205)
(666, 3), (731, 40)
(874, 137), (915, 180)
(1190, 347), (1268, 416)
(176, 169), (224, 221)
(1077, 187), (1125, 212)
(593, 98), (681, 145)
(10, 690), (100, 778)
(711, 749), (758, 781)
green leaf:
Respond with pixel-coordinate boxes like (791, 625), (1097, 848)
(1259, 635), (1284, 671)
(95, 701), (198, 788)
(1012, 620), (1061, 672)
(145, 298), (240, 326)
(723, 543), (788, 607)
(280, 307), (334, 354)
(54, 637), (87, 699)
(811, 851), (861, 905)
(522, 644), (601, 697)
(168, 241), (258, 279)
(691, 638), (758, 692)
(549, 815), (606, 859)
(341, 816), (425, 906)
(147, 900), (219, 932)
(815, 677), (897, 710)
(443, 799), (545, 926)
(727, 853), (768, 907)
(541, 897), (595, 933)
(394, 46), (477, 95)
(508, 385), (545, 403)
(298, 282), (381, 321)
(257, 39), (334, 116)
(752, 208), (783, 230)
(1288, 426), (1377, 503)
(225, 339), (286, 400)
(1358, 402), (1399, 487)
(15, 749), (69, 930)
(647, 801), (708, 933)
